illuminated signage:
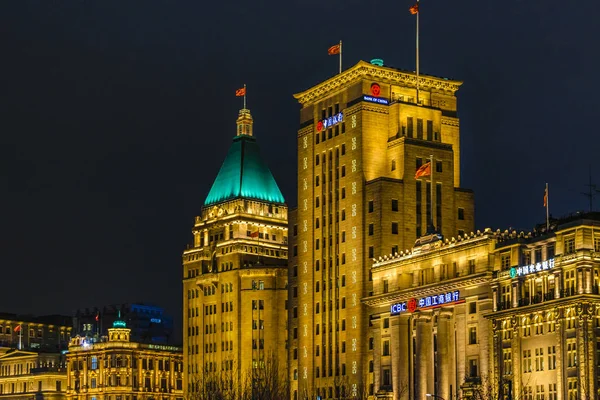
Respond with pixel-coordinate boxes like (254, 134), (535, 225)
(150, 318), (162, 323)
(148, 344), (182, 352)
(363, 95), (389, 105)
(317, 112), (343, 132)
(390, 290), (460, 315)
(370, 83), (381, 97)
(510, 258), (555, 278)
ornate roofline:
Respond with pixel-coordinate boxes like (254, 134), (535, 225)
(293, 60), (462, 106)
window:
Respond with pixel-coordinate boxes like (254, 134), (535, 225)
(564, 236), (575, 254)
(91, 377), (97, 388)
(368, 200), (374, 213)
(382, 340), (390, 356)
(383, 318), (389, 328)
(547, 346), (556, 370)
(469, 302), (476, 314)
(436, 161), (442, 173)
(548, 384), (557, 400)
(469, 326), (477, 344)
(369, 246), (374, 258)
(341, 166), (346, 177)
(91, 356), (98, 370)
(315, 175), (320, 187)
(522, 349), (532, 372)
(502, 349), (512, 375)
(567, 378), (577, 400)
(368, 224), (374, 236)
(383, 280), (389, 294)
(535, 385), (545, 400)
(468, 358), (478, 377)
(391, 160), (396, 171)
(341, 144), (346, 155)
(501, 252), (511, 269)
(535, 347), (544, 371)
(567, 339), (577, 367)
(458, 208), (465, 220)
(391, 222), (398, 234)
(391, 199), (398, 211)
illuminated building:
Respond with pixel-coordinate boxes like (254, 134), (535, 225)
(0, 313), (72, 351)
(365, 231), (495, 400)
(0, 347), (67, 399)
(289, 60), (474, 399)
(182, 108), (288, 396)
(487, 212), (600, 400)
(73, 304), (174, 344)
(65, 315), (183, 400)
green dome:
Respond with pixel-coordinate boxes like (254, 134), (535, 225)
(204, 135), (285, 206)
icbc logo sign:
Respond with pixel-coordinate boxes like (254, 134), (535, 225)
(407, 298), (417, 313)
(370, 83), (381, 97)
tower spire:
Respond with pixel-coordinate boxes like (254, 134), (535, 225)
(236, 108), (253, 137)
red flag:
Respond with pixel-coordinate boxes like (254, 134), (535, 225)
(414, 162), (431, 179)
(235, 87), (246, 97)
(328, 44), (341, 55)
(250, 231), (259, 238)
(543, 187), (548, 207)
(409, 3), (419, 14)
(14, 325), (21, 332)
(95, 313), (99, 322)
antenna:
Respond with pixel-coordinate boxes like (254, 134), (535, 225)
(581, 165), (600, 212)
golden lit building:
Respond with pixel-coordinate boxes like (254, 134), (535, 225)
(487, 212), (600, 400)
(365, 231), (495, 400)
(0, 314), (72, 352)
(65, 316), (183, 400)
(289, 59), (474, 399)
(0, 347), (67, 399)
(182, 108), (289, 397)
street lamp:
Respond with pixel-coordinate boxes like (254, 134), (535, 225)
(426, 394), (445, 400)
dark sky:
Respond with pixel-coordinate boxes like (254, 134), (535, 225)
(2, 1), (599, 337)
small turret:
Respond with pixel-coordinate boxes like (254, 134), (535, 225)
(236, 108), (253, 137)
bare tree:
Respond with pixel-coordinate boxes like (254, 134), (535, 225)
(188, 364), (242, 400)
(241, 352), (289, 400)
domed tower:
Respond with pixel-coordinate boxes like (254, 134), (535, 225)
(182, 107), (288, 397)
(108, 310), (131, 342)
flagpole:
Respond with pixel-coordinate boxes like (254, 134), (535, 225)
(430, 154), (434, 232)
(243, 84), (247, 109)
(19, 325), (22, 350)
(416, 0), (420, 105)
(339, 40), (342, 74)
(546, 183), (549, 231)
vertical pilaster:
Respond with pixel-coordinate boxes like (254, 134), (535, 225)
(391, 317), (400, 400)
(374, 326), (382, 393)
(510, 316), (521, 399)
(555, 307), (563, 400)
(455, 306), (466, 397)
(398, 315), (410, 400)
(415, 312), (433, 400)
(437, 310), (452, 400)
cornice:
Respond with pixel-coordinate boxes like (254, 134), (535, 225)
(293, 61), (462, 106)
(441, 117), (460, 127)
(363, 273), (492, 307)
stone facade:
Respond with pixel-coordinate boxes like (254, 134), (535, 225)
(365, 231), (495, 400)
(289, 60), (474, 400)
(488, 214), (600, 400)
(182, 108), (289, 398)
(0, 347), (67, 399)
(65, 323), (183, 400)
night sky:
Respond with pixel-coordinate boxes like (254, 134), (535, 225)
(2, 1), (599, 339)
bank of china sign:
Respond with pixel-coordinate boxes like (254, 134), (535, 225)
(317, 112), (343, 132)
(390, 290), (460, 316)
(510, 258), (555, 278)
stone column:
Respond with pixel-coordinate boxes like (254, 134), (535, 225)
(373, 326), (382, 394)
(415, 312), (433, 400)
(437, 310), (452, 400)
(454, 305), (466, 397)
(391, 316), (400, 400)
(554, 308), (563, 400)
(398, 316), (410, 400)
(511, 281), (519, 308)
(510, 316), (521, 399)
(554, 271), (562, 299)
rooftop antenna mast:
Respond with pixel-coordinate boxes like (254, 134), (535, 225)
(581, 165), (600, 212)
